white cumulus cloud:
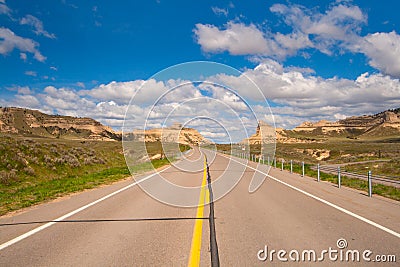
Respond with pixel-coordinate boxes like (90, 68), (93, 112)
(6, 60), (400, 133)
(0, 0), (10, 15)
(20, 15), (56, 39)
(0, 27), (46, 62)
(194, 2), (400, 78)
(211, 6), (228, 17)
(194, 22), (284, 57)
(358, 31), (400, 78)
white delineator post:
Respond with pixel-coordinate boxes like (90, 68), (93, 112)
(368, 170), (372, 197)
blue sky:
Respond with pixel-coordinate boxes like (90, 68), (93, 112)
(1, 0), (400, 134)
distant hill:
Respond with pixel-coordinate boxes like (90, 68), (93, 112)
(127, 123), (212, 145)
(0, 107), (210, 145)
(291, 109), (400, 139)
(0, 107), (120, 141)
(244, 108), (400, 144)
(2, 107), (399, 143)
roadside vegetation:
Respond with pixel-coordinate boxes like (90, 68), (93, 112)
(0, 134), (189, 216)
(216, 138), (400, 201)
(274, 139), (400, 180)
(280, 161), (400, 201)
(343, 159), (400, 178)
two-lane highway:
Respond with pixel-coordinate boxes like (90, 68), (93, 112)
(1, 147), (399, 266)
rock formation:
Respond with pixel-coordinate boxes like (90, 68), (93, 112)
(292, 109), (400, 138)
(0, 107), (120, 141)
(129, 124), (211, 145)
(242, 121), (276, 144)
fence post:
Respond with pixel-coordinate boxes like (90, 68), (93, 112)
(290, 160), (293, 173)
(274, 158), (276, 168)
(281, 159), (284, 171)
(302, 162), (305, 177)
(267, 156), (270, 165)
(368, 170), (372, 197)
(338, 166), (341, 188)
(317, 163), (320, 182)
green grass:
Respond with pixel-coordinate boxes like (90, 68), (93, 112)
(344, 159), (400, 178)
(218, 137), (400, 201)
(217, 139), (400, 165)
(277, 161), (400, 201)
(274, 140), (400, 164)
(0, 160), (174, 215)
(217, 140), (400, 201)
(0, 135), (187, 216)
(0, 167), (129, 214)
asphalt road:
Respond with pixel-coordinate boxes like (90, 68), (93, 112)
(0, 147), (399, 266)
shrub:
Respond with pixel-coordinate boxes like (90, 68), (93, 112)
(29, 156), (39, 164)
(15, 152), (28, 167)
(84, 156), (106, 165)
(44, 154), (53, 163)
(0, 169), (18, 185)
(24, 166), (35, 176)
(50, 147), (59, 155)
(62, 154), (80, 168)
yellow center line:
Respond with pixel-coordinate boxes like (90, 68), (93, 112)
(188, 156), (209, 267)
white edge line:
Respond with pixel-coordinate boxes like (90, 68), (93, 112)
(0, 168), (167, 251)
(220, 153), (400, 239)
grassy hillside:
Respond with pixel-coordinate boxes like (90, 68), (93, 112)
(0, 107), (120, 140)
(217, 139), (400, 201)
(217, 137), (400, 177)
(0, 134), (187, 216)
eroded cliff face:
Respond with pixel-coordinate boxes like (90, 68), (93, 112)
(242, 121), (276, 144)
(243, 109), (400, 144)
(2, 106), (399, 143)
(292, 110), (400, 137)
(0, 107), (120, 141)
(0, 107), (210, 144)
(130, 123), (211, 145)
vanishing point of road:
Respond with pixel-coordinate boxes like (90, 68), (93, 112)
(0, 147), (399, 266)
